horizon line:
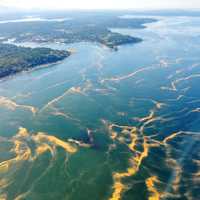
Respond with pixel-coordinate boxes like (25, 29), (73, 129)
(1, 7), (200, 11)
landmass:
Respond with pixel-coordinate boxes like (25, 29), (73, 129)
(0, 13), (156, 48)
(0, 43), (70, 78)
(0, 13), (157, 78)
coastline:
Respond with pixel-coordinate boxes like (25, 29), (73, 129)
(0, 53), (71, 83)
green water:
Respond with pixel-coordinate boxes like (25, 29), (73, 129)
(0, 16), (200, 200)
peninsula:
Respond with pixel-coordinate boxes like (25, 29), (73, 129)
(0, 43), (70, 78)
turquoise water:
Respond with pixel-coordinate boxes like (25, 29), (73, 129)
(0, 16), (200, 200)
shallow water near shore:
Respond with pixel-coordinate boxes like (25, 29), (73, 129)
(0, 16), (200, 200)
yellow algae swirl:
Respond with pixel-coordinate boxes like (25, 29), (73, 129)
(0, 127), (79, 186)
(32, 132), (77, 154)
(109, 136), (150, 200)
(145, 176), (161, 200)
(40, 86), (87, 112)
(0, 96), (37, 114)
(106, 121), (152, 200)
(0, 129), (32, 174)
(105, 113), (187, 200)
(0, 127), (92, 198)
(109, 180), (126, 200)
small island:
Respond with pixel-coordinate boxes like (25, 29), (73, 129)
(0, 43), (70, 78)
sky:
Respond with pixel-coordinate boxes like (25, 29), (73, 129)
(0, 0), (200, 10)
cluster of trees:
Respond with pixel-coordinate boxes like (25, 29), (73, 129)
(0, 14), (157, 78)
(0, 14), (156, 48)
(0, 43), (70, 78)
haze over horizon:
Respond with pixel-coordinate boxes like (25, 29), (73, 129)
(0, 0), (200, 10)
